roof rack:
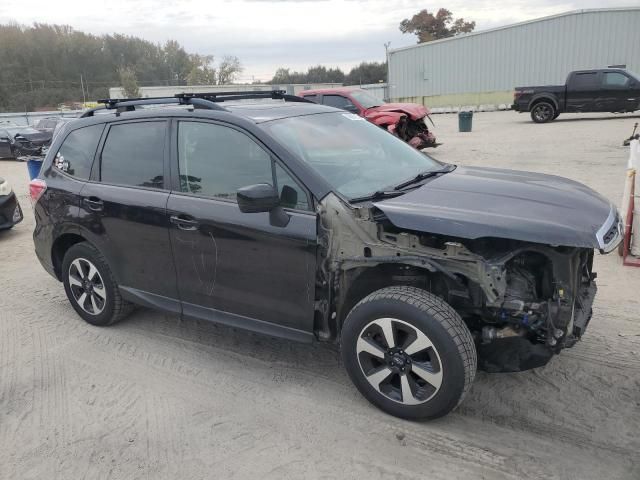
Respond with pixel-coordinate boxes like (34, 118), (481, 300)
(80, 89), (313, 118)
(176, 90), (313, 104)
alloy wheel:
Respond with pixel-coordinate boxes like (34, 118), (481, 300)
(533, 104), (552, 122)
(68, 257), (107, 315)
(356, 317), (443, 405)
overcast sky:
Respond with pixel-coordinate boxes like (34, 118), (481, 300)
(0, 0), (637, 81)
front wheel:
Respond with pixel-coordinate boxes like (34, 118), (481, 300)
(341, 286), (477, 420)
(530, 102), (556, 123)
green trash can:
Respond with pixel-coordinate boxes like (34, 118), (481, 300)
(458, 111), (473, 132)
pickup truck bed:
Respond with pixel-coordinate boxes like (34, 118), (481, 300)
(513, 68), (640, 123)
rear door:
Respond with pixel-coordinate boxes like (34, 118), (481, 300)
(566, 71), (600, 112)
(599, 71), (639, 112)
(80, 119), (179, 310)
(167, 119), (317, 339)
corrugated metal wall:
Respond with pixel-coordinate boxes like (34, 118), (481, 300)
(389, 8), (640, 101)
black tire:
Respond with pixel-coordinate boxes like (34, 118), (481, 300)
(553, 111), (560, 120)
(62, 242), (133, 326)
(341, 286), (476, 420)
(530, 101), (556, 123)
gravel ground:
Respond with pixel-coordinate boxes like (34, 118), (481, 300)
(1, 110), (639, 480)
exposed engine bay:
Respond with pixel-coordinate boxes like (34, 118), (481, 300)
(385, 115), (437, 149)
(314, 193), (597, 372)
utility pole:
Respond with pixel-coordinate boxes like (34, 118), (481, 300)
(384, 42), (391, 101)
(80, 74), (87, 104)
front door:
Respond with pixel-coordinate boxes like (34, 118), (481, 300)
(599, 71), (640, 112)
(80, 119), (179, 309)
(167, 120), (317, 338)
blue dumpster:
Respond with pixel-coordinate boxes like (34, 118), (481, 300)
(27, 158), (43, 180)
(458, 111), (473, 132)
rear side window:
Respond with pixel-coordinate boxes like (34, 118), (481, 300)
(322, 95), (356, 110)
(603, 72), (629, 87)
(54, 124), (104, 179)
(572, 72), (598, 89)
(100, 122), (165, 189)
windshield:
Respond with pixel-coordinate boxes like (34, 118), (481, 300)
(262, 112), (443, 200)
(350, 89), (383, 109)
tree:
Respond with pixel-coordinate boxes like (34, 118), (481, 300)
(0, 23), (245, 111)
(217, 55), (242, 84)
(186, 54), (216, 85)
(399, 8), (475, 43)
(344, 62), (387, 85)
(118, 66), (140, 97)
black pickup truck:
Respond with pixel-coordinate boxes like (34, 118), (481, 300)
(512, 68), (640, 123)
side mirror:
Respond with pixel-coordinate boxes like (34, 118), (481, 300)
(237, 183), (290, 227)
(237, 183), (279, 213)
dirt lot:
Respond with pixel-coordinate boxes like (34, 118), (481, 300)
(1, 111), (639, 480)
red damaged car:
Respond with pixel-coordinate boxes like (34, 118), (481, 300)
(299, 87), (437, 149)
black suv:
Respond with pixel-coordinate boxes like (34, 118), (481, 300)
(32, 92), (622, 420)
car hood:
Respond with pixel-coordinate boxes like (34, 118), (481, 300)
(14, 131), (52, 145)
(366, 103), (430, 120)
(373, 165), (616, 249)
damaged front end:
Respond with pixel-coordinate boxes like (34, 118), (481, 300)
(11, 133), (50, 157)
(366, 106), (438, 149)
(387, 115), (437, 150)
(315, 193), (598, 373)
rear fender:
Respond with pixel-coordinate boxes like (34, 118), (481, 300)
(528, 94), (559, 111)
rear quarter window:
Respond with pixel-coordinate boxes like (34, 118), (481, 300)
(53, 124), (104, 179)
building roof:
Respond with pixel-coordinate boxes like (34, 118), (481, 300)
(389, 7), (640, 54)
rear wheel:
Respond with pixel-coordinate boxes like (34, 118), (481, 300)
(341, 286), (477, 420)
(62, 242), (133, 326)
(531, 101), (556, 123)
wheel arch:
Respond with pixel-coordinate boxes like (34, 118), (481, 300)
(528, 95), (558, 111)
(51, 233), (89, 280)
(335, 263), (459, 335)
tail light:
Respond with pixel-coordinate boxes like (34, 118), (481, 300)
(29, 178), (47, 205)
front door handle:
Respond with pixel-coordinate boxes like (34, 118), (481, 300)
(84, 196), (104, 211)
(170, 215), (199, 231)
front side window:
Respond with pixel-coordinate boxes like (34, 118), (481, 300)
(100, 122), (165, 189)
(177, 121), (310, 210)
(54, 124), (104, 179)
(322, 95), (357, 111)
(262, 112), (443, 200)
(302, 94), (318, 102)
(603, 72), (629, 87)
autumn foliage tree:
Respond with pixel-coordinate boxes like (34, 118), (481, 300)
(399, 8), (475, 43)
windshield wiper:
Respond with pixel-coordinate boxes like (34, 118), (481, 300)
(393, 165), (456, 191)
(349, 190), (406, 203)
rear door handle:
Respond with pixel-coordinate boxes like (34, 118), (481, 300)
(170, 214), (199, 231)
(84, 196), (104, 211)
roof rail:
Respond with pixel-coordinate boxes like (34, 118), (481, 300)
(80, 96), (227, 118)
(176, 90), (314, 104)
(80, 90), (313, 118)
